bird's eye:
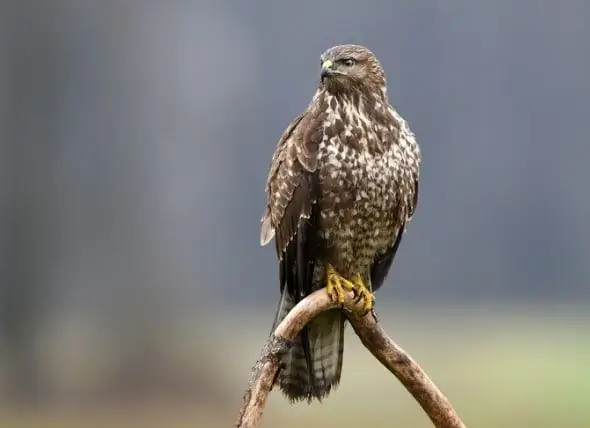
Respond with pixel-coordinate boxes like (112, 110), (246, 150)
(342, 58), (356, 67)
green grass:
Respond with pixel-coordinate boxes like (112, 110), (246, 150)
(1, 305), (588, 427)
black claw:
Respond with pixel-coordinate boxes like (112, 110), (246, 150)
(357, 300), (377, 318)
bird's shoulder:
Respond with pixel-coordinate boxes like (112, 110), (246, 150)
(264, 101), (329, 186)
(264, 113), (305, 187)
(260, 103), (327, 247)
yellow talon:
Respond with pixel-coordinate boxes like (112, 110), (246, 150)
(351, 273), (375, 313)
(326, 264), (352, 304)
(326, 264), (375, 314)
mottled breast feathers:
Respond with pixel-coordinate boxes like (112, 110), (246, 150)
(260, 44), (421, 403)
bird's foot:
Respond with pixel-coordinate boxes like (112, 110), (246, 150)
(351, 273), (375, 315)
(326, 264), (374, 315)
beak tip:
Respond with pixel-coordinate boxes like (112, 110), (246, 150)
(320, 68), (333, 81)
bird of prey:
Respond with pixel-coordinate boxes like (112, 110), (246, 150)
(260, 44), (421, 403)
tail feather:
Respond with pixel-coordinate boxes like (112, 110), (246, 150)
(271, 290), (345, 403)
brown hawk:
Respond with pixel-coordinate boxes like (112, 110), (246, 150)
(260, 44), (421, 402)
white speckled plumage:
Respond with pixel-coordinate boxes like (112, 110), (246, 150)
(260, 44), (421, 403)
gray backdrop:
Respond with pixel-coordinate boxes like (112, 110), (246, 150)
(0, 0), (588, 408)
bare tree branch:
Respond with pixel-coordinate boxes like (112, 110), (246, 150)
(235, 289), (466, 428)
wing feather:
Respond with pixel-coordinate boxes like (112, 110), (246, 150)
(260, 114), (305, 247)
(260, 112), (320, 259)
(262, 110), (322, 399)
(370, 176), (419, 291)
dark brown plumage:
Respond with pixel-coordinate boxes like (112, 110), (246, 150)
(260, 44), (421, 403)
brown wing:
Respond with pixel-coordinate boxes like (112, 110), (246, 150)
(261, 111), (323, 398)
(260, 111), (321, 297)
(260, 113), (304, 248)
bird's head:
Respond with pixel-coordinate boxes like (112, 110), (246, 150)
(319, 44), (387, 97)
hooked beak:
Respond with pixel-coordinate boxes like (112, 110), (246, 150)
(320, 59), (335, 81)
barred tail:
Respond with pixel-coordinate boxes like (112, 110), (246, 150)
(271, 289), (345, 403)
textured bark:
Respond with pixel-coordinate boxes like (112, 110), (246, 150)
(236, 289), (466, 428)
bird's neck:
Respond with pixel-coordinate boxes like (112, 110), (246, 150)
(313, 88), (393, 128)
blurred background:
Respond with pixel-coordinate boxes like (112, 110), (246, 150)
(1, 1), (589, 427)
